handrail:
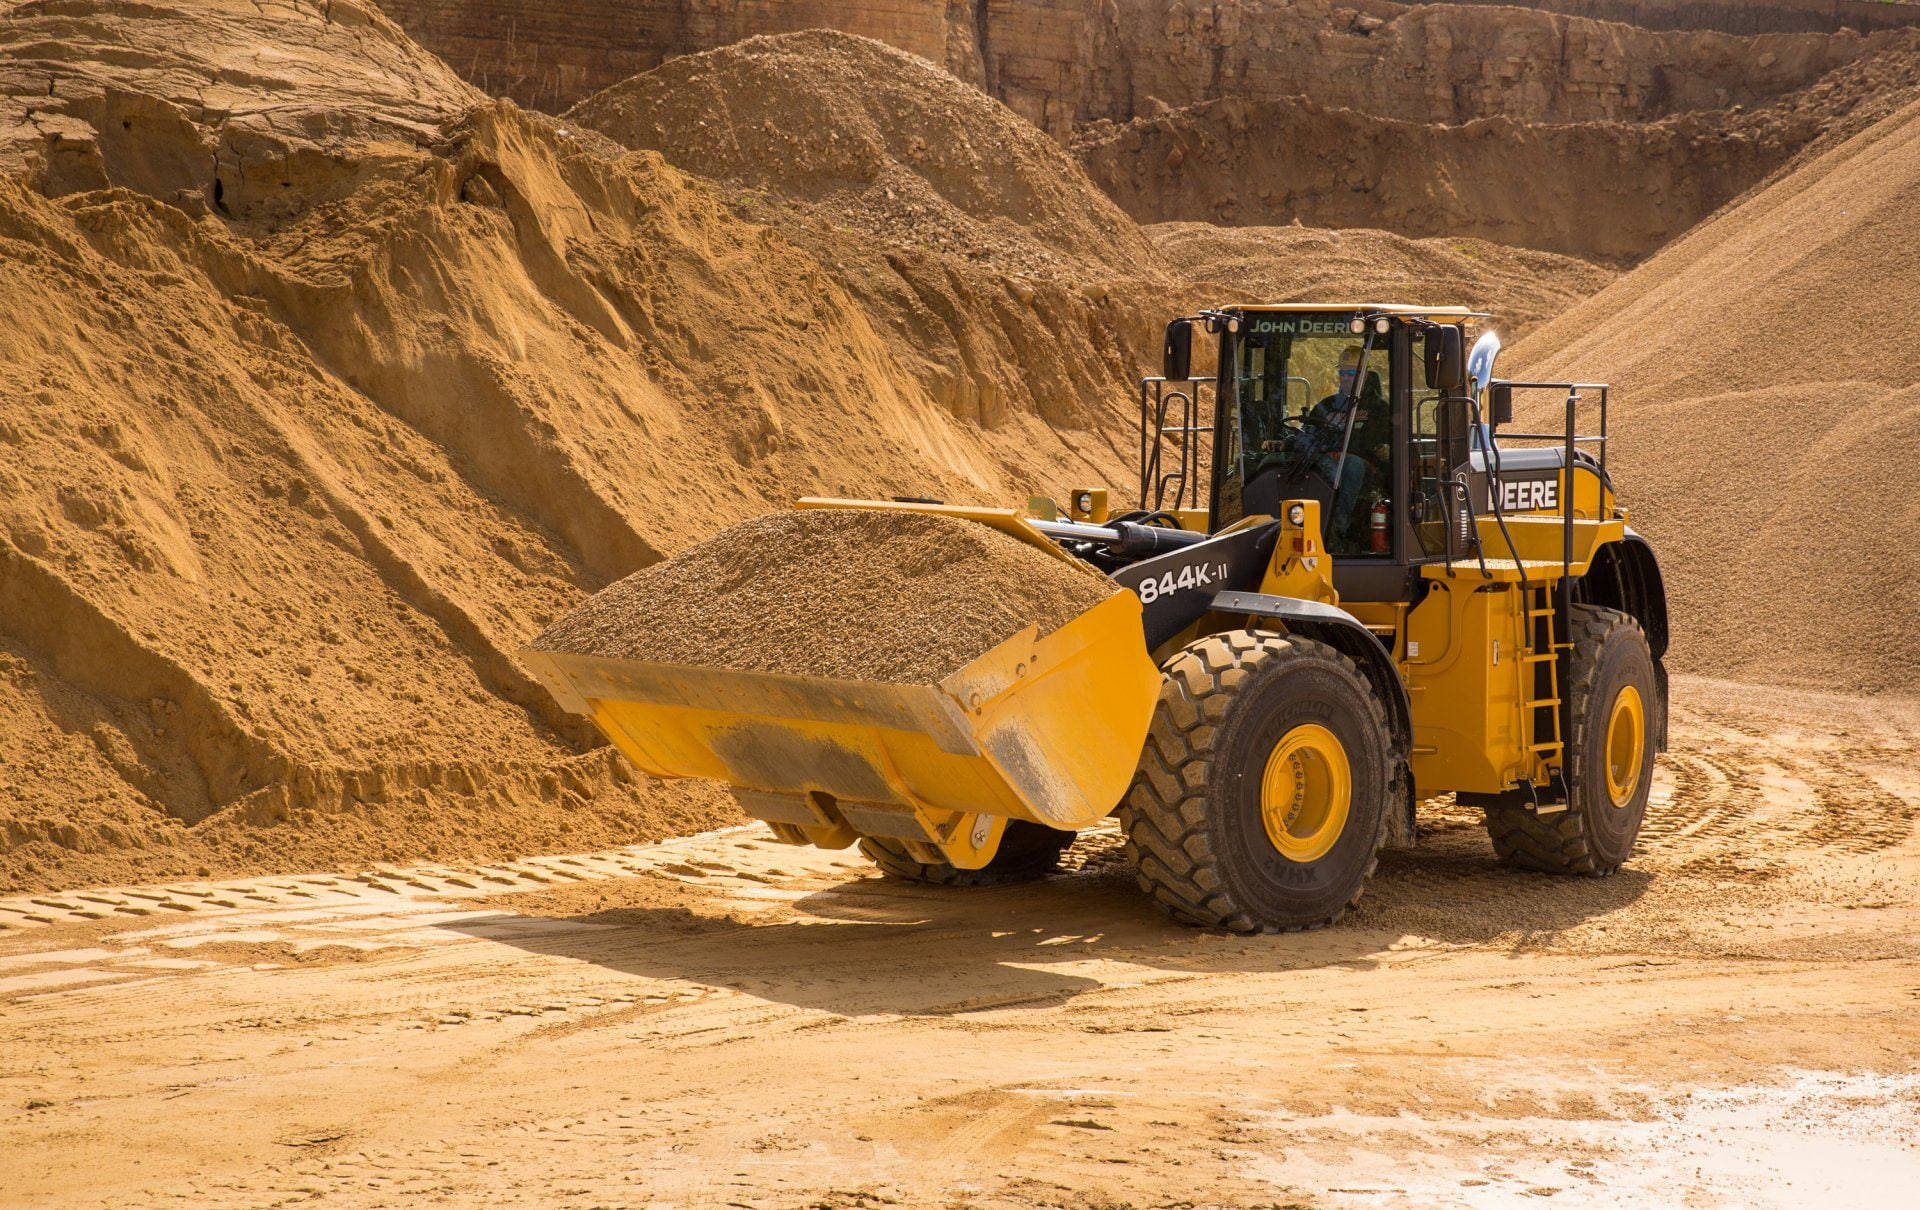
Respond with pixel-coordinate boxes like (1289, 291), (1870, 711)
(1436, 476), (1490, 579)
(1487, 378), (1612, 603)
(1137, 375), (1214, 513)
(1564, 393), (1577, 578)
(1497, 382), (1611, 390)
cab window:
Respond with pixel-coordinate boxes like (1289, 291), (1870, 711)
(1219, 311), (1393, 557)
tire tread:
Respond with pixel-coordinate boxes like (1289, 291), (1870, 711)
(1116, 631), (1391, 933)
(859, 821), (1073, 887)
(1484, 604), (1648, 876)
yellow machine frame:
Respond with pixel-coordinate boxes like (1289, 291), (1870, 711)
(1178, 455), (1622, 799)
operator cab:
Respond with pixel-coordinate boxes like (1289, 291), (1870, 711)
(1161, 304), (1488, 603)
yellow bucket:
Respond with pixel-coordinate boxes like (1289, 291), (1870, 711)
(521, 590), (1160, 868)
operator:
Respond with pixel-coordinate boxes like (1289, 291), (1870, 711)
(1297, 346), (1389, 538)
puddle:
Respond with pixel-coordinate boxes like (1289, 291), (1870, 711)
(1249, 1070), (1920, 1207)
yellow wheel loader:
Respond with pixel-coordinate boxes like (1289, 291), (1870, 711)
(523, 304), (1669, 932)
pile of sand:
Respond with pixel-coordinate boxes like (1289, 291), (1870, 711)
(1513, 93), (1920, 694)
(566, 30), (1154, 282)
(0, 7), (1154, 894)
(0, 9), (1625, 895)
(563, 30), (1180, 438)
(1150, 223), (1616, 339)
(533, 510), (1116, 682)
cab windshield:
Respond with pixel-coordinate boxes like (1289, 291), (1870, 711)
(1215, 312), (1391, 553)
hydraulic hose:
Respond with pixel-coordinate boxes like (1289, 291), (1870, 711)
(1030, 518), (1212, 559)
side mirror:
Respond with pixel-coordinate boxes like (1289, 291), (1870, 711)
(1489, 383), (1514, 427)
(1163, 319), (1193, 382)
(1468, 330), (1502, 396)
(1424, 325), (1466, 393)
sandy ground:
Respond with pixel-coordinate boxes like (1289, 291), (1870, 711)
(1, 676), (1916, 1209)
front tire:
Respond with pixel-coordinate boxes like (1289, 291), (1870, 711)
(1118, 630), (1393, 932)
(859, 819), (1075, 886)
(1483, 605), (1659, 875)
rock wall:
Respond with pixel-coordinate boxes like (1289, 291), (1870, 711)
(1423, 0), (1920, 37)
(1017, 1), (1895, 134)
(1077, 97), (1800, 263)
(372, 0), (1903, 131)
(367, 0), (984, 114)
(1075, 25), (1920, 261)
(368, 0), (1916, 262)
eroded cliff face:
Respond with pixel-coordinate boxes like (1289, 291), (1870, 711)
(1075, 99), (1793, 263)
(364, 0), (986, 114)
(1076, 22), (1920, 260)
(369, 0), (1919, 261)
(1422, 0), (1920, 38)
(982, 0), (1909, 135)
(374, 0), (1910, 130)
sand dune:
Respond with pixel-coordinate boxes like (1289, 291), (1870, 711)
(1514, 95), (1920, 694)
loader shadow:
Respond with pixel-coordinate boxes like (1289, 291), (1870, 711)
(446, 835), (1653, 1019)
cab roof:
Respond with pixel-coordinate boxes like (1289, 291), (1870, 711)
(1231, 303), (1486, 322)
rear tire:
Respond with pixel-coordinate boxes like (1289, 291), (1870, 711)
(1117, 630), (1392, 932)
(1483, 605), (1658, 875)
(859, 819), (1075, 886)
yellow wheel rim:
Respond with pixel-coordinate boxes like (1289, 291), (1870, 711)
(1603, 685), (1646, 808)
(1260, 724), (1351, 863)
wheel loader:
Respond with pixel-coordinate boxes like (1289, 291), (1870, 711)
(521, 304), (1670, 932)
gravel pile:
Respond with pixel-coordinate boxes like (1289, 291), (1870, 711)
(531, 509), (1117, 682)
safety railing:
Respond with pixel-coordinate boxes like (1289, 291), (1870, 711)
(1435, 475), (1490, 578)
(1137, 376), (1215, 514)
(1487, 382), (1610, 580)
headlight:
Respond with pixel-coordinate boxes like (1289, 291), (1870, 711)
(1075, 491), (1093, 514)
(1287, 503), (1306, 526)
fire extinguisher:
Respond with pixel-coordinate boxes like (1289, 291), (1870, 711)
(1369, 496), (1390, 553)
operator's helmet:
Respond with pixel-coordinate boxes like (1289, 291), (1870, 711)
(1337, 344), (1364, 390)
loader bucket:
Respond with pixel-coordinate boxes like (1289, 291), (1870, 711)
(520, 590), (1161, 868)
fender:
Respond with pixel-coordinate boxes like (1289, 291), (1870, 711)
(1581, 529), (1668, 659)
(1209, 589), (1413, 759)
(1615, 529), (1670, 747)
(1614, 529), (1670, 660)
(1583, 529), (1670, 750)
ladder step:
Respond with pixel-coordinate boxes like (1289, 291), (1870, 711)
(1525, 698), (1562, 709)
(1529, 742), (1565, 753)
(1521, 653), (1557, 663)
(1527, 608), (1555, 617)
